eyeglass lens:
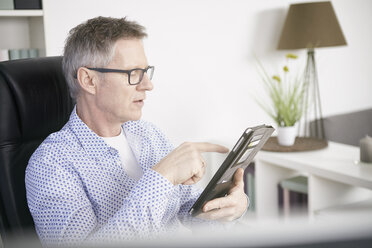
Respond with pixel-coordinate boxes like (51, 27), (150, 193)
(130, 67), (154, 85)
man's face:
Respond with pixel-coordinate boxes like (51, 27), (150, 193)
(94, 39), (153, 124)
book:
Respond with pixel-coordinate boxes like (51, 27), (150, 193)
(6, 49), (39, 60)
(20, 49), (28, 59)
(28, 49), (39, 58)
(14, 0), (42, 9)
(9, 49), (21, 60)
(0, 49), (9, 62)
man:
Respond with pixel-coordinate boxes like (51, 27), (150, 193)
(25, 16), (248, 246)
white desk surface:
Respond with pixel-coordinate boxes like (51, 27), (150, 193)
(256, 142), (372, 190)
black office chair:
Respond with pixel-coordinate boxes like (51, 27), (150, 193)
(0, 56), (74, 245)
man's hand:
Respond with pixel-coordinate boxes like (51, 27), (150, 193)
(152, 142), (229, 185)
(197, 168), (248, 221)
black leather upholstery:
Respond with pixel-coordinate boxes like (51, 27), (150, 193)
(0, 56), (74, 242)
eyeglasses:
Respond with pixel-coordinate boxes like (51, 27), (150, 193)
(86, 66), (155, 85)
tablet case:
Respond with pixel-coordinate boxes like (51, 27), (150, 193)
(189, 125), (274, 217)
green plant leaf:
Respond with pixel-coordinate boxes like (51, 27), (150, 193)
(272, 75), (281, 83)
(286, 53), (298, 59)
(255, 54), (305, 127)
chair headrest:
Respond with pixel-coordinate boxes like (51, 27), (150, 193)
(0, 56), (74, 143)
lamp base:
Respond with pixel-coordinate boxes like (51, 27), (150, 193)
(298, 48), (326, 140)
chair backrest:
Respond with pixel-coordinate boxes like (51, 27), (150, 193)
(0, 56), (74, 241)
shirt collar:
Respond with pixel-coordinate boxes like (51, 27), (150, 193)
(67, 106), (148, 168)
(68, 106), (111, 160)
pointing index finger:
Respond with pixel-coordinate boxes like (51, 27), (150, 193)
(193, 142), (229, 153)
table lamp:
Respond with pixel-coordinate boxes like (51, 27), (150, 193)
(277, 1), (347, 139)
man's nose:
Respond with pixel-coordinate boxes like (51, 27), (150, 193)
(137, 74), (154, 91)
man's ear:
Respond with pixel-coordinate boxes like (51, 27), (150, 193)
(76, 67), (97, 95)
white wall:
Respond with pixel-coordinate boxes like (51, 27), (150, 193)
(43, 0), (372, 150)
(0, 17), (30, 48)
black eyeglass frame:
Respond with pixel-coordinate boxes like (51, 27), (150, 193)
(85, 66), (155, 85)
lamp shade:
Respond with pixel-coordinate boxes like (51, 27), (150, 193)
(278, 1), (347, 49)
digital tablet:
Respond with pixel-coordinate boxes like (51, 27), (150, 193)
(189, 124), (274, 217)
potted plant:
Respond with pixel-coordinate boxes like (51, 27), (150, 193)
(256, 54), (305, 146)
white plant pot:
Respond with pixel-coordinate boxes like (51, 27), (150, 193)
(277, 125), (297, 146)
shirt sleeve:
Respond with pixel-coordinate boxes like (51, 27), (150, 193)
(26, 155), (175, 247)
(144, 122), (226, 229)
(177, 185), (211, 227)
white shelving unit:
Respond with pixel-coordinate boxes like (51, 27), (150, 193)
(255, 142), (372, 220)
(0, 9), (45, 58)
(0, 10), (43, 16)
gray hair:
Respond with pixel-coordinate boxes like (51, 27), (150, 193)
(62, 16), (147, 100)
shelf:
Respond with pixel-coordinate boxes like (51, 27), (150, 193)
(255, 142), (372, 219)
(0, 9), (45, 57)
(256, 142), (372, 190)
(315, 198), (372, 219)
(0, 10), (43, 17)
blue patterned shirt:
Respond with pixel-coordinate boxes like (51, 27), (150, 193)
(25, 107), (208, 246)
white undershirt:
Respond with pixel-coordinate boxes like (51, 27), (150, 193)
(101, 127), (143, 180)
